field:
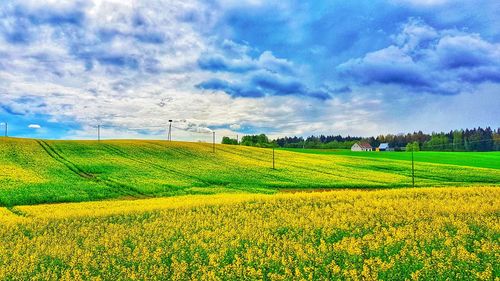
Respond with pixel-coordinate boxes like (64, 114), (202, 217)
(1, 137), (499, 280)
(1, 138), (499, 206)
(282, 149), (500, 169)
(0, 187), (498, 280)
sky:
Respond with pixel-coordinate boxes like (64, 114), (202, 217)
(0, 0), (499, 141)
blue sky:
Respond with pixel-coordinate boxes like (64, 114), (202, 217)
(0, 0), (499, 140)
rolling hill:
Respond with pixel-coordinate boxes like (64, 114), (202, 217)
(1, 137), (499, 206)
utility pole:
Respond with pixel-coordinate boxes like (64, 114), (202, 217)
(411, 149), (415, 188)
(213, 131), (215, 153)
(97, 125), (100, 142)
(3, 122), (7, 137)
(236, 134), (239, 144)
(168, 120), (172, 141)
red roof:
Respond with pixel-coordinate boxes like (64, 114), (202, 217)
(358, 142), (372, 149)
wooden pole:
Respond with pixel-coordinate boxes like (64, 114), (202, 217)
(213, 131), (215, 153)
(97, 125), (100, 142)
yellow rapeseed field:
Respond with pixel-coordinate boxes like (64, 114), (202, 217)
(0, 187), (499, 280)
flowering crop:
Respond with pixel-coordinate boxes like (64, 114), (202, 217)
(0, 187), (498, 280)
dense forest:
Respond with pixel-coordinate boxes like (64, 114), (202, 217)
(222, 127), (500, 152)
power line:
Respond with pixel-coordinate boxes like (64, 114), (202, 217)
(89, 122), (498, 150)
(92, 122), (215, 143)
(95, 123), (213, 134)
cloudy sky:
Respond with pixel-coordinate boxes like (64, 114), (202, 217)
(0, 0), (499, 140)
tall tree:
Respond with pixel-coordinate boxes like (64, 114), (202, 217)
(452, 130), (464, 151)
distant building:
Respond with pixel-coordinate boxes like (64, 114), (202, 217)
(378, 143), (390, 151)
(351, 142), (372, 152)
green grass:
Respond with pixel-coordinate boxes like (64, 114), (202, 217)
(1, 137), (499, 206)
(281, 148), (500, 169)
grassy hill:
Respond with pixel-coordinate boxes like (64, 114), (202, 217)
(1, 137), (499, 206)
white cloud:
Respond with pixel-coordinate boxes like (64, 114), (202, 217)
(394, 18), (438, 51)
(28, 124), (41, 129)
(229, 124), (241, 130)
(0, 0), (217, 134)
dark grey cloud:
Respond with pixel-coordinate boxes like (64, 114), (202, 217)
(435, 35), (498, 69)
(330, 86), (352, 94)
(338, 46), (431, 86)
(196, 78), (264, 98)
(197, 48), (295, 75)
(197, 54), (256, 73)
(196, 71), (330, 100)
(337, 20), (500, 95)
(196, 40), (330, 99)
(0, 2), (86, 45)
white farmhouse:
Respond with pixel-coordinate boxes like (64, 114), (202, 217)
(351, 142), (372, 152)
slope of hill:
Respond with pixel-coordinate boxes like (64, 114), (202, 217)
(1, 137), (499, 206)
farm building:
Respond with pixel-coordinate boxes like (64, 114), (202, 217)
(377, 143), (390, 151)
(351, 142), (372, 152)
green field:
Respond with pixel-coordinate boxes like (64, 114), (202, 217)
(1, 137), (499, 206)
(282, 148), (500, 169)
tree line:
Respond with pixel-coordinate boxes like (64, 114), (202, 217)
(222, 127), (500, 151)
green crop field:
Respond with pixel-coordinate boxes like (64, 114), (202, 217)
(282, 148), (500, 169)
(1, 137), (499, 206)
